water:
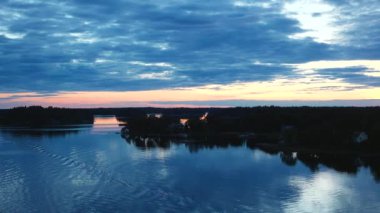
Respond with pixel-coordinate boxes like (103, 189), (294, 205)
(0, 116), (379, 212)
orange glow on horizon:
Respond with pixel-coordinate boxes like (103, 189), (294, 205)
(1, 76), (380, 108)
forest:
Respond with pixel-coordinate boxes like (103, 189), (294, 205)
(1, 106), (380, 152)
(122, 106), (380, 153)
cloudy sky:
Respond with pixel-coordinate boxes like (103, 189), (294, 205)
(1, 0), (380, 107)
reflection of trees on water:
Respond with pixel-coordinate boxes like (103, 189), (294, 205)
(250, 146), (380, 182)
(185, 138), (244, 153)
(122, 131), (244, 153)
(297, 153), (319, 172)
(0, 129), (81, 138)
(256, 148), (380, 183)
(362, 158), (380, 182)
(122, 133), (171, 150)
(280, 151), (297, 166)
(121, 130), (380, 183)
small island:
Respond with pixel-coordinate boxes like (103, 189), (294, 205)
(117, 106), (380, 181)
(0, 106), (94, 126)
(119, 107), (380, 151)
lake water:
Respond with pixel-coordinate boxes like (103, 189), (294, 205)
(1, 116), (380, 212)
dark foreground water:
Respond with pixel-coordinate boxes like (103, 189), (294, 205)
(1, 116), (380, 212)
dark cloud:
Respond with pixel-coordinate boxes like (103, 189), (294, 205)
(316, 67), (380, 87)
(0, 0), (379, 93)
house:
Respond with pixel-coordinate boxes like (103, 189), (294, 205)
(146, 113), (163, 119)
(353, 131), (368, 143)
(200, 112), (208, 122)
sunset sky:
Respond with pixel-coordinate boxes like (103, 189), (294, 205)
(1, 0), (380, 108)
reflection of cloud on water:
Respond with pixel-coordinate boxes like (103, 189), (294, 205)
(71, 175), (99, 187)
(95, 151), (107, 166)
(129, 149), (174, 181)
(251, 150), (273, 162)
(157, 149), (173, 161)
(158, 166), (169, 179)
(91, 115), (122, 133)
(130, 148), (175, 162)
(283, 171), (357, 213)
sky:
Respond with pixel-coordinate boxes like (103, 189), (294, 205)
(1, 0), (380, 108)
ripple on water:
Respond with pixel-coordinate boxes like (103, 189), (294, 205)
(0, 160), (36, 212)
(12, 141), (195, 212)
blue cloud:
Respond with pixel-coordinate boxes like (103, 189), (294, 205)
(316, 67), (380, 87)
(0, 0), (379, 93)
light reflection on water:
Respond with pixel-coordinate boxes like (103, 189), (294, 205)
(93, 115), (120, 126)
(284, 172), (354, 212)
(92, 115), (123, 133)
(0, 124), (379, 212)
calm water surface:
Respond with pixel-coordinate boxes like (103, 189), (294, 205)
(0, 116), (379, 212)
